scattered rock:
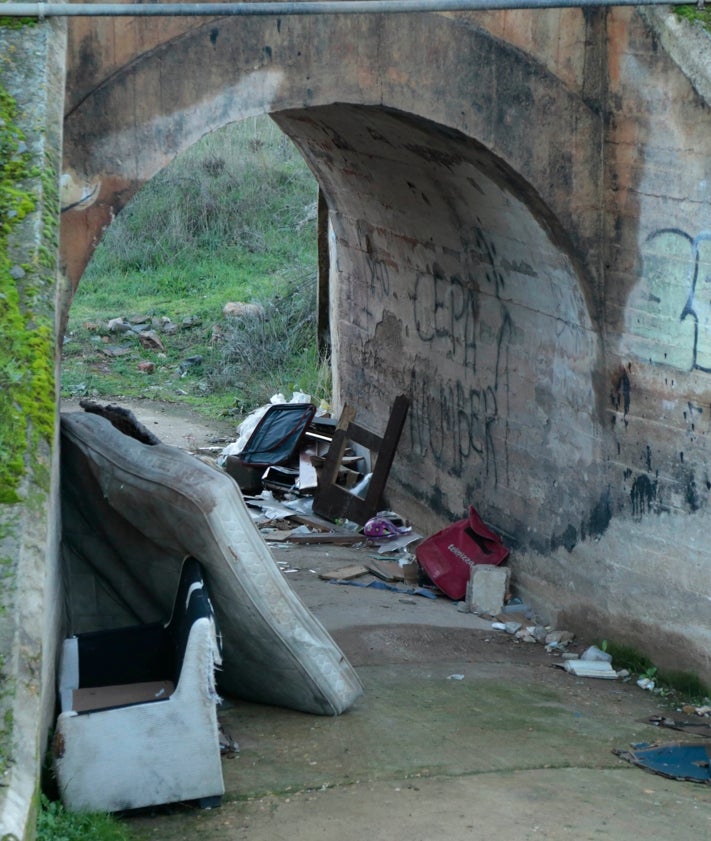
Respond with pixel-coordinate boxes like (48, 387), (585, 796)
(532, 625), (548, 644)
(181, 315), (202, 329)
(179, 355), (204, 376)
(138, 330), (165, 351)
(223, 301), (265, 318)
(101, 345), (131, 357)
(108, 317), (130, 333)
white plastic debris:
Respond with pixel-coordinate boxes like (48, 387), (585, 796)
(563, 660), (619, 679)
(580, 645), (613, 663)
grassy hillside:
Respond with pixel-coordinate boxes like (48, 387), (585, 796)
(61, 116), (326, 418)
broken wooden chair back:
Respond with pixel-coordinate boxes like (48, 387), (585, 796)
(313, 395), (410, 525)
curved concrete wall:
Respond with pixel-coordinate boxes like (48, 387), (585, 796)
(275, 103), (604, 543)
(59, 8), (711, 684)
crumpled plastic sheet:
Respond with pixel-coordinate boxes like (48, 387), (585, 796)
(330, 578), (437, 599)
(613, 742), (711, 784)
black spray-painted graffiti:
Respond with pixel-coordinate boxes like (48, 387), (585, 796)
(406, 228), (513, 485)
(409, 370), (502, 482)
(412, 266), (478, 367)
(644, 228), (711, 372)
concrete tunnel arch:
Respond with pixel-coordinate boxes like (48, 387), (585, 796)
(61, 10), (604, 548)
(272, 103), (602, 547)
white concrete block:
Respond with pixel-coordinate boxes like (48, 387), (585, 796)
(465, 565), (511, 616)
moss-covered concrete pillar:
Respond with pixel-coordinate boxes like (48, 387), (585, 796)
(0, 17), (66, 841)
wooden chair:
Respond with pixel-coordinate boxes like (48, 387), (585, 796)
(312, 395), (409, 525)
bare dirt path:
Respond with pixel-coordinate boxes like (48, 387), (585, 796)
(60, 397), (239, 452)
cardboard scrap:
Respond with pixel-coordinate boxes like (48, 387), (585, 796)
(643, 715), (711, 737)
(318, 564), (369, 581)
(365, 559), (405, 582)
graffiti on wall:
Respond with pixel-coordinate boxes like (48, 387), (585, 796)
(620, 228), (711, 517)
(628, 228), (711, 371)
(408, 355), (509, 485)
(351, 218), (595, 505)
(405, 231), (513, 486)
(412, 266), (479, 367)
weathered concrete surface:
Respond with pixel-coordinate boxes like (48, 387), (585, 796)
(127, 544), (711, 841)
(57, 8), (711, 687)
(0, 19), (65, 841)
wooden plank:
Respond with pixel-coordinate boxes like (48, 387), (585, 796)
(286, 533), (365, 546)
(318, 564), (369, 580)
(365, 560), (404, 582)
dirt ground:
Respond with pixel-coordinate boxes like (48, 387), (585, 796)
(59, 398), (711, 841)
(126, 537), (711, 841)
(60, 397), (240, 452)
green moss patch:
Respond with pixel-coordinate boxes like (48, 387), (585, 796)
(0, 84), (55, 504)
(675, 4), (711, 29)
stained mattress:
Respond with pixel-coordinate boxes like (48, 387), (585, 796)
(60, 411), (363, 715)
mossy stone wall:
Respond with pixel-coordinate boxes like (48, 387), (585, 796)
(0, 18), (66, 841)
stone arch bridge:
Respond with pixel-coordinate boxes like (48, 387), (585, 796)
(3, 6), (711, 835)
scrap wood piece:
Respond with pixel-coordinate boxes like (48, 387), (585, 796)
(643, 715), (711, 737)
(244, 498), (341, 533)
(287, 513), (340, 533)
(285, 532), (365, 546)
(319, 564), (369, 581)
(613, 742), (711, 783)
(365, 559), (404, 582)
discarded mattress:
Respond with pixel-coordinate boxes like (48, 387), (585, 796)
(60, 411), (363, 715)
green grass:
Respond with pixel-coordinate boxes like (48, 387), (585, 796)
(675, 4), (711, 29)
(603, 640), (710, 705)
(36, 794), (134, 841)
(61, 116), (323, 418)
